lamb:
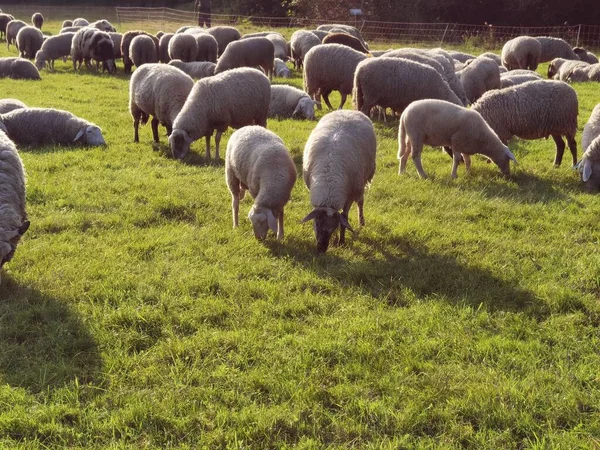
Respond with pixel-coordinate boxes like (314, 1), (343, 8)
(206, 26), (240, 57)
(536, 36), (579, 62)
(0, 99), (26, 114)
(398, 99), (517, 179)
(316, 24), (367, 48)
(90, 19), (116, 33)
(225, 126), (296, 240)
(0, 57), (41, 80)
(500, 69), (542, 88)
(566, 63), (600, 82)
(301, 110), (376, 253)
(573, 47), (599, 64)
(472, 80), (578, 167)
(0, 130), (29, 283)
(72, 18), (89, 27)
(129, 64), (194, 144)
(129, 34), (159, 68)
(158, 32), (174, 63)
(71, 28), (116, 72)
(303, 43), (368, 110)
(214, 37), (274, 79)
(61, 19), (73, 28)
(167, 33), (198, 63)
(31, 12), (44, 30)
(322, 32), (370, 54)
(16, 26), (44, 60)
(274, 58), (290, 78)
(121, 31), (159, 73)
(6, 20), (26, 49)
(167, 59), (215, 79)
(34, 32), (75, 70)
(290, 30), (321, 70)
(578, 104), (600, 191)
(264, 33), (288, 61)
(501, 36), (542, 70)
(169, 67), (270, 161)
(457, 56), (501, 104)
(353, 57), (462, 118)
(0, 13), (15, 40)
(0, 108), (105, 147)
(269, 84), (319, 120)
(547, 57), (589, 80)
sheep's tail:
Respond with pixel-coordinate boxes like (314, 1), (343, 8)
(398, 116), (407, 160)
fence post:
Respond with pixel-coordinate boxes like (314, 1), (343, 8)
(440, 23), (450, 45)
(576, 24), (581, 47)
(115, 7), (121, 29)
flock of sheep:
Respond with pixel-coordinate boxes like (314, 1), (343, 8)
(0, 11), (600, 275)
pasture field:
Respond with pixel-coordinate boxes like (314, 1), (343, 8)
(1, 19), (600, 449)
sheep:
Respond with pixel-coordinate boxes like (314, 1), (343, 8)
(536, 36), (579, 63)
(34, 32), (75, 70)
(501, 36), (542, 71)
(16, 26), (44, 60)
(129, 64), (194, 144)
(309, 30), (329, 42)
(214, 37), (274, 79)
(0, 130), (29, 282)
(567, 63), (600, 82)
(547, 57), (589, 80)
(290, 30), (321, 70)
(264, 33), (288, 61)
(472, 80), (578, 167)
(322, 32), (370, 54)
(301, 110), (376, 253)
(225, 126), (296, 240)
(191, 31), (218, 62)
(169, 67), (270, 161)
(500, 69), (542, 88)
(71, 28), (115, 73)
(61, 19), (73, 28)
(480, 52), (502, 65)
(398, 99), (517, 179)
(121, 31), (159, 73)
(109, 32), (123, 60)
(175, 26), (194, 34)
(269, 84), (319, 120)
(156, 31), (164, 40)
(573, 47), (599, 64)
(60, 26), (83, 34)
(457, 56), (501, 104)
(31, 12), (43, 30)
(241, 31), (283, 39)
(448, 50), (476, 63)
(158, 32), (174, 63)
(90, 19), (116, 33)
(0, 99), (26, 114)
(353, 57), (462, 118)
(274, 58), (290, 78)
(0, 108), (105, 147)
(0, 13), (15, 39)
(0, 57), (40, 80)
(129, 34), (159, 68)
(167, 59), (215, 79)
(167, 33), (197, 63)
(72, 18), (89, 27)
(578, 104), (600, 191)
(6, 20), (26, 49)
(316, 24), (367, 48)
(206, 26), (240, 57)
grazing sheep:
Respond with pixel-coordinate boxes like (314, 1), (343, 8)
(6, 19), (26, 49)
(72, 18), (89, 27)
(60, 26), (83, 34)
(129, 34), (159, 68)
(547, 57), (589, 80)
(71, 28), (115, 72)
(109, 32), (123, 60)
(274, 58), (290, 78)
(578, 104), (600, 191)
(500, 69), (542, 88)
(290, 30), (321, 70)
(167, 59), (215, 79)
(129, 64), (194, 144)
(175, 26), (194, 34)
(303, 43), (367, 110)
(61, 19), (73, 28)
(573, 47), (599, 64)
(567, 63), (600, 82)
(206, 26), (240, 57)
(0, 99), (26, 114)
(398, 99), (517, 179)
(536, 36), (579, 62)
(457, 56), (501, 104)
(90, 19), (116, 33)
(0, 57), (40, 80)
(31, 12), (44, 30)
(264, 33), (288, 61)
(322, 32), (370, 54)
(472, 80), (578, 167)
(169, 67), (270, 161)
(0, 13), (15, 39)
(214, 37), (274, 79)
(301, 110), (376, 253)
(0, 129), (29, 282)
(34, 32), (75, 70)
(269, 84), (319, 120)
(241, 31), (283, 39)
(158, 32), (174, 63)
(309, 30), (329, 42)
(121, 31), (159, 73)
(225, 126), (296, 240)
(316, 24), (367, 48)
(0, 108), (105, 147)
(501, 36), (542, 70)
(191, 31), (218, 62)
(448, 50), (476, 63)
(353, 57), (462, 118)
(168, 32), (197, 63)
(16, 26), (44, 59)
(480, 52), (502, 65)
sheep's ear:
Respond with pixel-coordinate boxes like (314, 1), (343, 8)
(505, 146), (518, 164)
(300, 209), (320, 223)
(73, 129), (85, 142)
(312, 100), (321, 107)
(583, 160), (593, 182)
(266, 209), (277, 233)
(181, 130), (193, 143)
(337, 213), (354, 233)
(18, 220), (30, 236)
(292, 103), (302, 118)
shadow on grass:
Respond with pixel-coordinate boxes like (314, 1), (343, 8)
(0, 277), (103, 393)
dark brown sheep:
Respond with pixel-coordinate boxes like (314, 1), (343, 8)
(322, 33), (369, 54)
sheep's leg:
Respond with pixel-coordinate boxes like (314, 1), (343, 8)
(277, 209), (284, 240)
(214, 131), (223, 160)
(463, 154), (471, 173)
(339, 92), (347, 110)
(205, 135), (211, 160)
(412, 141), (428, 179)
(133, 114), (140, 143)
(399, 139), (412, 174)
(566, 134), (578, 166)
(322, 91), (334, 111)
(166, 124), (173, 137)
(443, 146), (453, 159)
(451, 151), (462, 178)
(231, 193), (239, 228)
(551, 134), (566, 167)
(357, 195), (365, 227)
(151, 117), (160, 143)
(314, 92), (322, 110)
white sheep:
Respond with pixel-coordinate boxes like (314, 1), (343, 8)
(121, 31), (158, 73)
(158, 32), (174, 63)
(269, 84), (319, 120)
(169, 67), (271, 161)
(72, 18), (89, 27)
(129, 34), (159, 68)
(0, 99), (26, 114)
(214, 37), (275, 79)
(566, 63), (600, 82)
(71, 27), (115, 72)
(290, 30), (321, 70)
(273, 58), (290, 78)
(398, 99), (517, 179)
(168, 33), (198, 63)
(448, 50), (476, 63)
(0, 57), (41, 80)
(225, 126), (296, 240)
(457, 56), (501, 104)
(573, 47), (599, 64)
(0, 13), (14, 40)
(472, 80), (578, 167)
(16, 26), (44, 59)
(577, 104), (600, 191)
(61, 19), (73, 28)
(189, 31), (218, 63)
(536, 36), (579, 62)
(501, 36), (542, 70)
(6, 20), (27, 50)
(206, 26), (241, 57)
(0, 108), (105, 147)
(90, 19), (116, 32)
(34, 32), (75, 70)
(167, 59), (215, 79)
(301, 110), (376, 253)
(0, 130), (29, 283)
(109, 32), (123, 61)
(31, 12), (43, 30)
(265, 33), (288, 61)
(500, 69), (542, 88)
(547, 57), (589, 80)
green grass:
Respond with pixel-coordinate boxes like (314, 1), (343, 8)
(1, 19), (600, 449)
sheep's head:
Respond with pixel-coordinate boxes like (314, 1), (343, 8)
(293, 97), (319, 120)
(547, 62), (558, 79)
(34, 49), (45, 70)
(169, 129), (193, 160)
(0, 219), (30, 278)
(101, 58), (116, 73)
(579, 138), (600, 192)
(493, 144), (517, 176)
(74, 125), (105, 146)
(301, 207), (353, 253)
(248, 205), (277, 240)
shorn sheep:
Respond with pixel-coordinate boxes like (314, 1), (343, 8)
(129, 34), (159, 68)
(0, 57), (40, 80)
(472, 80), (578, 167)
(398, 99), (517, 179)
(0, 130), (29, 282)
(16, 26), (44, 59)
(501, 36), (541, 71)
(214, 37), (275, 79)
(129, 64), (194, 143)
(301, 110), (376, 253)
(225, 126), (296, 240)
(0, 108), (106, 147)
(578, 104), (600, 191)
(269, 84), (319, 120)
(169, 67), (270, 161)
(31, 12), (43, 30)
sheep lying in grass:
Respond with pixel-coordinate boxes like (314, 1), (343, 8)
(547, 57), (588, 80)
(573, 47), (599, 64)
(0, 99), (26, 114)
(0, 57), (40, 80)
(566, 64), (600, 82)
(398, 99), (517, 179)
(226, 126), (296, 240)
(578, 104), (600, 191)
